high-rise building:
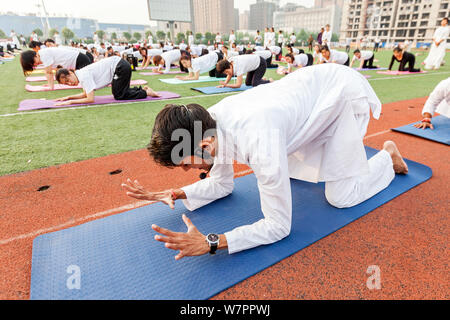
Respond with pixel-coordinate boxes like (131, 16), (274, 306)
(274, 3), (342, 33)
(192, 0), (235, 34)
(340, 0), (450, 44)
(315, 0), (345, 8)
(234, 8), (240, 31)
(239, 10), (250, 30)
(249, 0), (279, 30)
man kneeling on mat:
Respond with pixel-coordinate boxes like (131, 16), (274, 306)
(54, 56), (160, 106)
(215, 54), (272, 89)
(122, 64), (408, 260)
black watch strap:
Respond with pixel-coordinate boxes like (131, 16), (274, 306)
(209, 244), (218, 254)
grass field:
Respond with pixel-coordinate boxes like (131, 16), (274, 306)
(0, 49), (449, 176)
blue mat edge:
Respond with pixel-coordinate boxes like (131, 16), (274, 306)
(29, 148), (433, 300)
(391, 116), (450, 145)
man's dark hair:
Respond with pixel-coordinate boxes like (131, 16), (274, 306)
(28, 41), (42, 49)
(153, 55), (163, 65)
(443, 17), (449, 22)
(20, 50), (37, 75)
(353, 49), (360, 54)
(393, 46), (402, 53)
(148, 104), (217, 167)
(320, 45), (330, 52)
(285, 53), (295, 61)
(216, 59), (231, 73)
(44, 38), (55, 45)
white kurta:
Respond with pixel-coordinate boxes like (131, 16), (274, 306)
(424, 26), (450, 70)
(422, 77), (450, 118)
(181, 64), (383, 254)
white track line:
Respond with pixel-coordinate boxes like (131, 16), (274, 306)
(0, 169), (254, 246)
(364, 129), (392, 139)
(1, 71), (449, 118)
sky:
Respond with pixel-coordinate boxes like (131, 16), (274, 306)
(0, 0), (314, 25)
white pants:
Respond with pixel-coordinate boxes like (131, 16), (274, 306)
(325, 150), (395, 208)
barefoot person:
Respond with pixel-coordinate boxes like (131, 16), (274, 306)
(177, 51), (226, 81)
(152, 49), (182, 74)
(320, 45), (349, 66)
(216, 54), (271, 89)
(284, 52), (313, 73)
(388, 47), (421, 72)
(54, 56), (160, 106)
(414, 77), (450, 129)
(350, 49), (378, 69)
(122, 64), (408, 260)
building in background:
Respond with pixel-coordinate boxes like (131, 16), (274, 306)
(340, 0), (450, 45)
(273, 3), (342, 33)
(192, 0), (235, 34)
(239, 10), (250, 30)
(315, 0), (344, 8)
(234, 8), (240, 31)
(249, 0), (280, 30)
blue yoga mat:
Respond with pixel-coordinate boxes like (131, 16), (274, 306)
(392, 115), (450, 145)
(30, 148), (432, 300)
(191, 85), (252, 94)
(160, 76), (231, 85)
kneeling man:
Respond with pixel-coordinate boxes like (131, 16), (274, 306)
(122, 64), (408, 260)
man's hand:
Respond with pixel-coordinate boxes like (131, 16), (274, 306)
(216, 84), (225, 88)
(414, 121), (434, 130)
(55, 96), (69, 102)
(55, 101), (72, 106)
(153, 214), (210, 260)
(121, 178), (175, 209)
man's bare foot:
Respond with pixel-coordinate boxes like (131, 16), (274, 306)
(145, 86), (161, 97)
(269, 78), (274, 83)
(383, 141), (408, 174)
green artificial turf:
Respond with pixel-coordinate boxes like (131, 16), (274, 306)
(0, 49), (449, 176)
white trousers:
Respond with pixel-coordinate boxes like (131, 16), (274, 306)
(324, 150), (395, 208)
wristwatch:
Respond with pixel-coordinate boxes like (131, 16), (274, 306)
(206, 233), (220, 255)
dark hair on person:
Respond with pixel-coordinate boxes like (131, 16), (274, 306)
(44, 38), (55, 45)
(147, 104), (217, 167)
(180, 55), (191, 62)
(20, 50), (37, 75)
(285, 53), (295, 61)
(216, 59), (231, 73)
(28, 41), (42, 49)
(393, 46), (402, 53)
(443, 17), (449, 22)
(320, 45), (330, 52)
(153, 55), (163, 65)
(55, 68), (72, 83)
(201, 48), (209, 56)
(353, 49), (361, 54)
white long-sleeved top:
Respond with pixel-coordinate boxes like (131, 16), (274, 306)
(422, 77), (450, 118)
(181, 64), (381, 254)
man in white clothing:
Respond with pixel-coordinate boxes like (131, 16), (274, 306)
(414, 77), (450, 129)
(322, 24), (332, 47)
(424, 18), (450, 70)
(122, 64), (408, 260)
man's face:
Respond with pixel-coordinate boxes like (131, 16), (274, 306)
(442, 19), (448, 27)
(179, 156), (211, 171)
(393, 50), (403, 60)
(321, 50), (330, 60)
(355, 52), (361, 59)
(58, 72), (79, 86)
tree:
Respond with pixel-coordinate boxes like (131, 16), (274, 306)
(133, 32), (142, 41)
(61, 27), (74, 44)
(195, 32), (202, 43)
(176, 32), (185, 44)
(331, 33), (339, 42)
(96, 30), (105, 42)
(0, 29), (6, 38)
(33, 28), (43, 37)
(167, 32), (171, 41)
(111, 32), (117, 42)
(204, 32), (213, 43)
(123, 32), (132, 41)
(49, 28), (58, 38)
(145, 30), (153, 39)
(156, 30), (166, 40)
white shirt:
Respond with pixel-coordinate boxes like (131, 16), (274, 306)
(190, 46), (203, 57)
(291, 54), (308, 67)
(230, 54), (261, 76)
(188, 35), (194, 46)
(292, 47), (300, 54)
(179, 43), (188, 50)
(161, 49), (181, 73)
(278, 34), (284, 44)
(422, 77), (450, 118)
(255, 35), (262, 44)
(229, 34), (236, 44)
(148, 35), (153, 44)
(290, 35), (296, 44)
(32, 34), (38, 41)
(322, 30), (332, 44)
(181, 64), (381, 254)
(321, 49), (348, 65)
(147, 48), (163, 57)
(352, 50), (373, 62)
(433, 26), (450, 44)
(75, 56), (121, 94)
(215, 35), (222, 43)
(269, 46), (281, 55)
(254, 50), (272, 60)
(39, 47), (80, 69)
(189, 52), (219, 74)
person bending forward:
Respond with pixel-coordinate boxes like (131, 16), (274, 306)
(122, 64), (408, 260)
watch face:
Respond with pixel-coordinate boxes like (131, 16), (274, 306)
(207, 234), (219, 243)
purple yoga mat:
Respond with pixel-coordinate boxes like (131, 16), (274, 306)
(377, 70), (427, 75)
(140, 71), (184, 76)
(25, 80), (148, 92)
(26, 76), (53, 82)
(18, 91), (181, 111)
(136, 66), (179, 71)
